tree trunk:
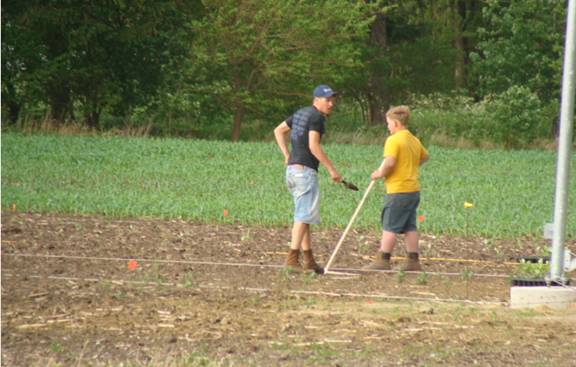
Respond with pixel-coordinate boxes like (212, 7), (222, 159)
(454, 29), (466, 89)
(231, 107), (243, 142)
(368, 94), (385, 125)
(367, 11), (389, 125)
(354, 96), (369, 126)
(454, 0), (482, 91)
(453, 0), (467, 90)
(370, 11), (387, 50)
(2, 82), (21, 125)
(48, 84), (72, 124)
(45, 31), (72, 125)
(85, 109), (101, 129)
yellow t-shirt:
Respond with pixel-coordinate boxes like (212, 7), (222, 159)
(383, 129), (428, 194)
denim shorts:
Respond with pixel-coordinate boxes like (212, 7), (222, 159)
(286, 165), (320, 224)
(381, 192), (420, 233)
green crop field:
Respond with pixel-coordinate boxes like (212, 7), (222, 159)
(2, 133), (575, 238)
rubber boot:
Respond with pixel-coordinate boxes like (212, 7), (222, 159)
(302, 249), (324, 274)
(362, 251), (391, 271)
(284, 249), (302, 272)
(398, 252), (422, 271)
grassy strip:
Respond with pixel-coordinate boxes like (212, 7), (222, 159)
(2, 133), (574, 238)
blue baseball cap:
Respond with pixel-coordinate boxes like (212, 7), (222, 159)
(313, 85), (337, 98)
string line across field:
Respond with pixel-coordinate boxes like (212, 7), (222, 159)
(4, 252), (514, 279)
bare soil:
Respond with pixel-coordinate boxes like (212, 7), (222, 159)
(2, 212), (576, 366)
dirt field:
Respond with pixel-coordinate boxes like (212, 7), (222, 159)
(2, 212), (576, 366)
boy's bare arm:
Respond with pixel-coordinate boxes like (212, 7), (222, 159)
(274, 121), (291, 164)
(371, 156), (396, 180)
(309, 131), (341, 182)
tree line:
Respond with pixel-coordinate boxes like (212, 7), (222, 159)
(1, 0), (568, 142)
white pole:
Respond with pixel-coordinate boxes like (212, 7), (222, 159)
(324, 159), (386, 274)
(550, 0), (576, 283)
(324, 179), (377, 273)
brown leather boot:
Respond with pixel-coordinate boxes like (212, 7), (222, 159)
(302, 249), (324, 274)
(398, 252), (422, 271)
(284, 249), (302, 271)
(362, 251), (391, 271)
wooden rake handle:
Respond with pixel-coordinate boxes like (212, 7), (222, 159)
(324, 159), (386, 273)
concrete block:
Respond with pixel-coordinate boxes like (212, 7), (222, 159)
(510, 286), (576, 309)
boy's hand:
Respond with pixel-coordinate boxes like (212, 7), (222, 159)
(371, 158), (392, 180)
(371, 170), (383, 180)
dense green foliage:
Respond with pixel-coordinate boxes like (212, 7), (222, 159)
(1, 0), (199, 127)
(3, 133), (575, 238)
(1, 1), (570, 147)
(470, 0), (565, 102)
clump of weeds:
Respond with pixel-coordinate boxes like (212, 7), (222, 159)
(416, 271), (428, 285)
(395, 270), (406, 284)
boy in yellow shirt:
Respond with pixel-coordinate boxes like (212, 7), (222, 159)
(363, 105), (429, 271)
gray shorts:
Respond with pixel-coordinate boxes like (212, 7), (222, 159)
(381, 192), (420, 233)
(286, 165), (320, 224)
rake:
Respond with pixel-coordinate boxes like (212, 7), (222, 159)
(324, 159), (386, 276)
